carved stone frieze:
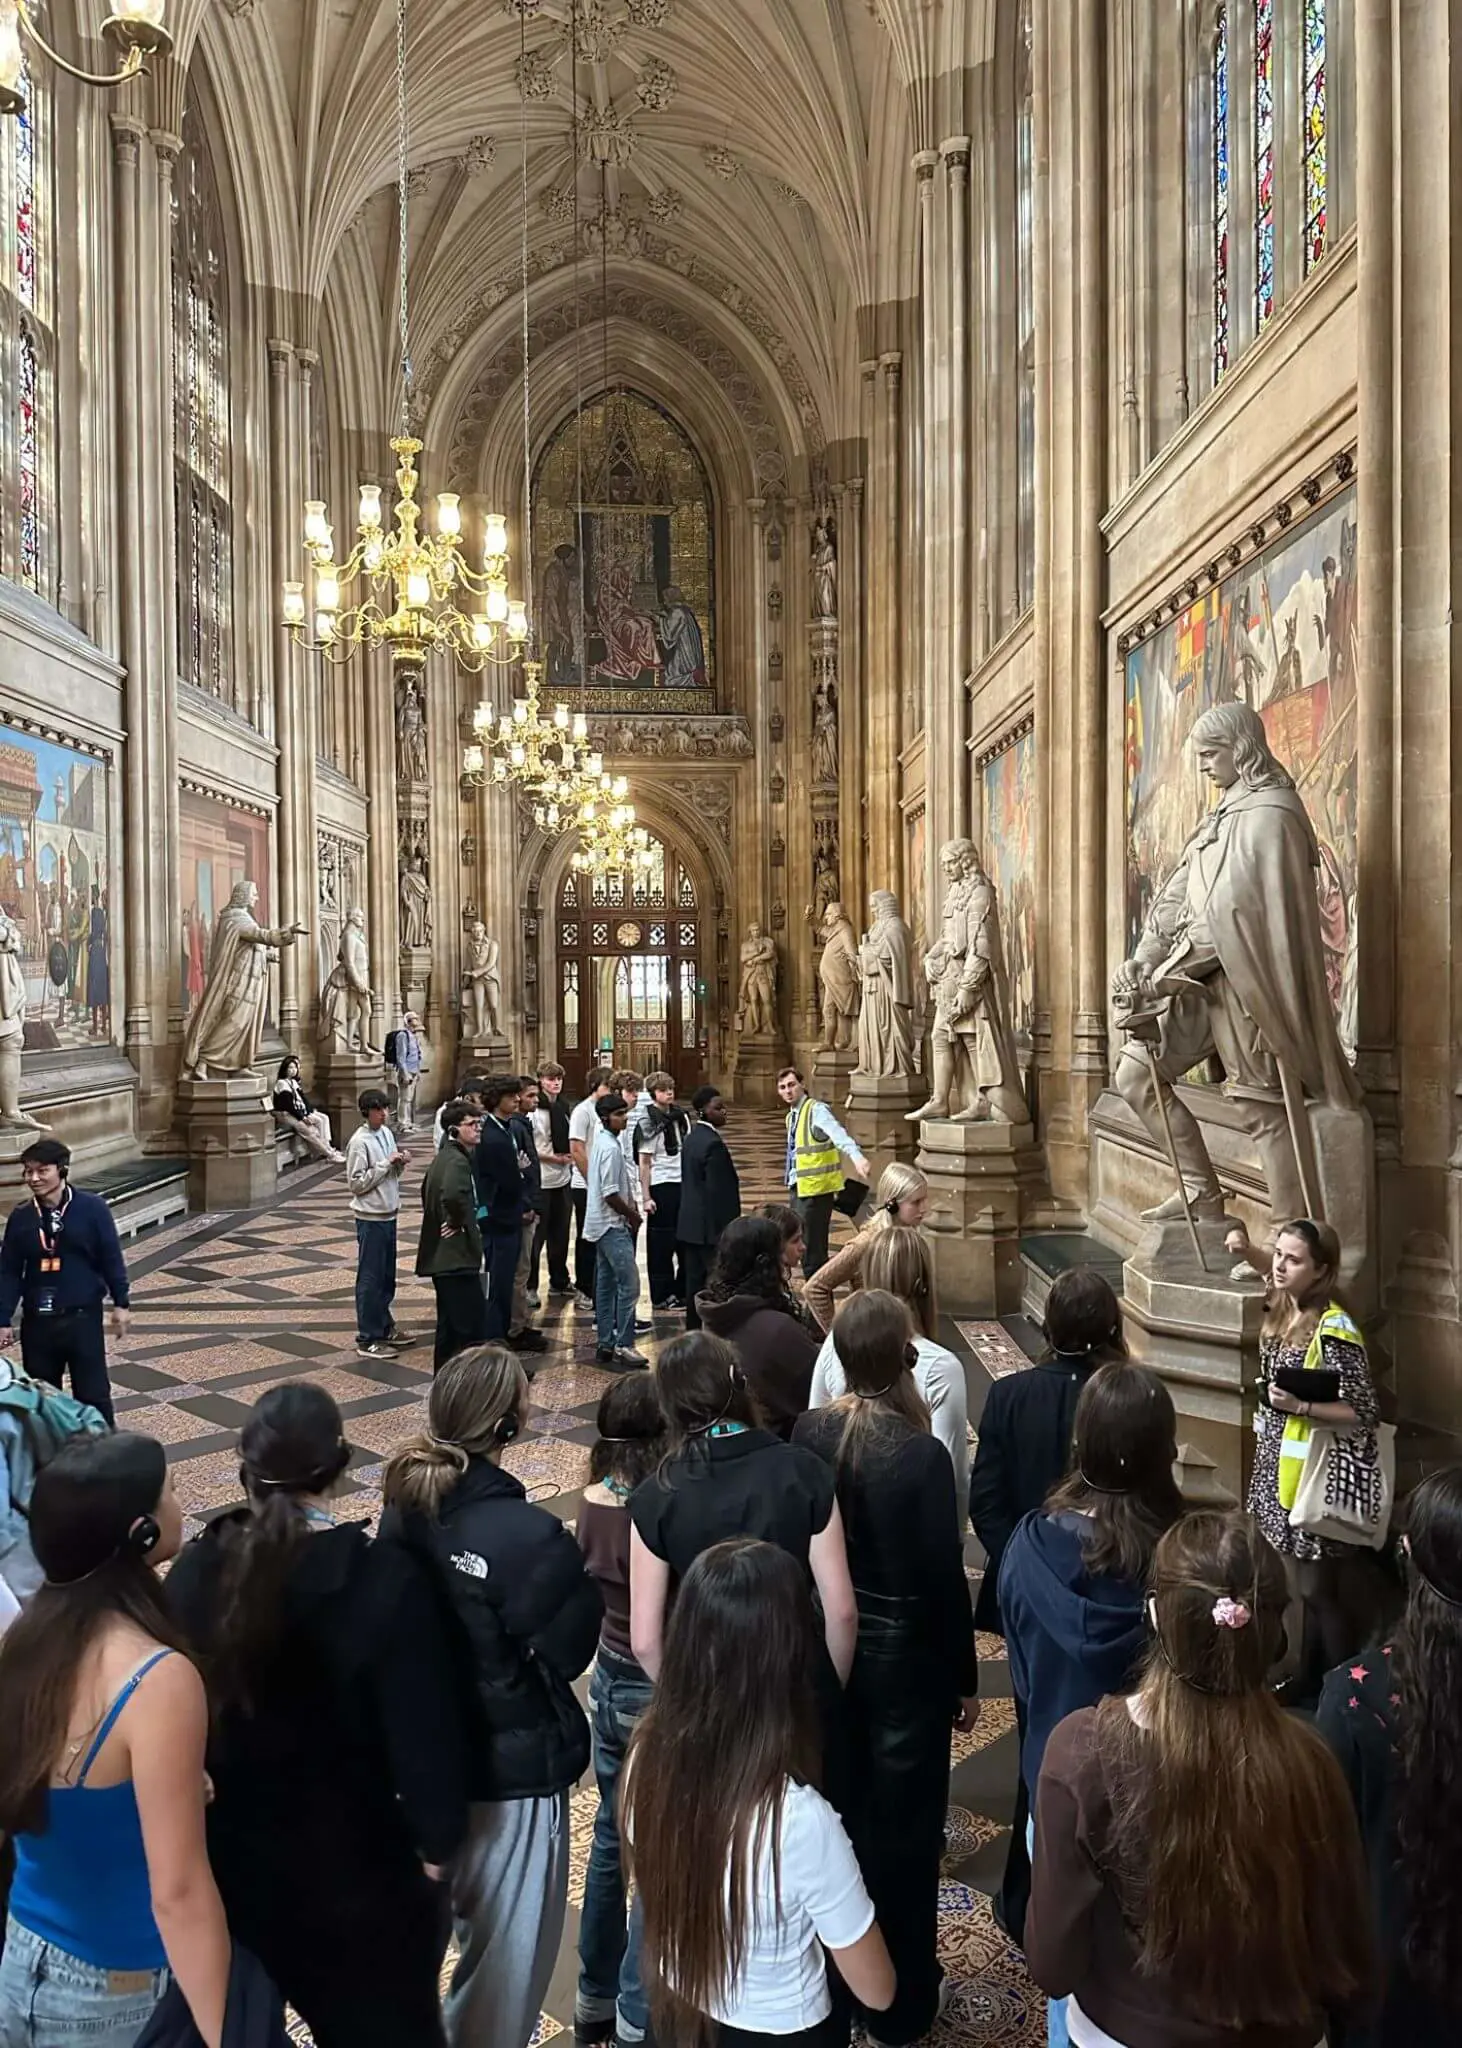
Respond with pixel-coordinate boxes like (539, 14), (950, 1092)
(585, 716), (752, 761)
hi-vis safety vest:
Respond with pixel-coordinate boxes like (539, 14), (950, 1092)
(1274, 1304), (1363, 1511)
(789, 1094), (842, 1198)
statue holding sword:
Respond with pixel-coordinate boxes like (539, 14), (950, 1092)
(1111, 702), (1361, 1263)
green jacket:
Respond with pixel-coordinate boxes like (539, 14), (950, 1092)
(416, 1141), (484, 1278)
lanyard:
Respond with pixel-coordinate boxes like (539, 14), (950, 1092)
(708, 1421), (749, 1440)
(35, 1187), (70, 1273)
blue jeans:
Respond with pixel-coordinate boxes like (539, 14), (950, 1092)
(354, 1216), (397, 1344)
(577, 1649), (652, 2040)
(592, 1228), (637, 1353)
(1027, 1816), (1068, 2048)
(0, 1918), (169, 2047)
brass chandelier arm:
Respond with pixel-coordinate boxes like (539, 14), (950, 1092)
(15, 2), (160, 89)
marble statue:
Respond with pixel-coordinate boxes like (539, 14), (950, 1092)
(812, 901), (860, 1051)
(811, 519), (838, 620)
(180, 880), (307, 1081)
(395, 675), (429, 784)
(1111, 699), (1361, 1225)
(737, 923), (778, 1038)
(462, 920), (502, 1040)
(811, 829), (840, 925)
(399, 856), (432, 949)
(318, 907), (377, 1054)
(856, 890), (918, 1079)
(811, 677), (839, 787)
(0, 911), (40, 1129)
(908, 839), (1026, 1124)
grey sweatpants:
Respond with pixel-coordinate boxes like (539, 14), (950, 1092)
(446, 1793), (569, 2048)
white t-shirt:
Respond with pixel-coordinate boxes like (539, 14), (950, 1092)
(638, 1120), (684, 1187)
(810, 1329), (970, 1512)
(532, 1105), (572, 1190)
(642, 1779), (873, 2034)
(569, 1095), (600, 1191)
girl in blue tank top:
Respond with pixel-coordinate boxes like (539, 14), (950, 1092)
(0, 1432), (229, 2048)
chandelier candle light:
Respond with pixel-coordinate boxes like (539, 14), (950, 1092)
(0, 0), (170, 111)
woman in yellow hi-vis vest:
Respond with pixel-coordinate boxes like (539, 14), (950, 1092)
(1246, 1217), (1385, 1697)
(775, 1067), (871, 1279)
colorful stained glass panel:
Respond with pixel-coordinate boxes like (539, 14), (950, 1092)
(1254, 0), (1276, 329)
(1303, 0), (1327, 271)
(15, 56), (35, 310)
(17, 323), (40, 588)
(1213, 8), (1230, 381)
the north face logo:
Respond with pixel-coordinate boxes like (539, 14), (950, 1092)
(450, 1550), (490, 1579)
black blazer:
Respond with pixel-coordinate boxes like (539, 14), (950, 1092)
(967, 1352), (1098, 1634)
(677, 1121), (742, 1246)
(473, 1114), (527, 1232)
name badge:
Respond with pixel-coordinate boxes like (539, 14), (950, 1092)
(39, 1255), (60, 1275)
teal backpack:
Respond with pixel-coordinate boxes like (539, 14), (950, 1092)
(0, 1356), (109, 1498)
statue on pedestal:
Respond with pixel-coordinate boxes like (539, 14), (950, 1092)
(395, 674), (429, 784)
(462, 921), (502, 1041)
(811, 901), (860, 1052)
(0, 911), (40, 1129)
(908, 839), (1026, 1124)
(180, 880), (308, 1082)
(399, 855), (432, 950)
(811, 519), (838, 621)
(811, 678), (839, 787)
(318, 907), (377, 1054)
(855, 890), (917, 1079)
(1111, 700), (1361, 1228)
(737, 923), (778, 1038)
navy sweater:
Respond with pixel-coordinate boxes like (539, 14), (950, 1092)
(0, 1188), (131, 1324)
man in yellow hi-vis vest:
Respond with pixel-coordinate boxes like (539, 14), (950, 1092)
(775, 1066), (871, 1279)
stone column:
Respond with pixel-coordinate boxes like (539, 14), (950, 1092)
(267, 338), (305, 1046)
(942, 134), (972, 840)
(362, 642), (400, 1049)
(151, 130), (183, 1044)
(866, 354), (904, 891)
(833, 478), (866, 926)
(294, 351), (323, 1046)
(915, 149), (940, 931)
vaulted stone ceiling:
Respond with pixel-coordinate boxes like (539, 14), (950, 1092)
(196, 0), (926, 486)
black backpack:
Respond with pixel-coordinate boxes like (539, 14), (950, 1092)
(383, 1029), (400, 1067)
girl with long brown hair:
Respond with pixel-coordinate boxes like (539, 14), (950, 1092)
(1026, 1508), (1375, 2047)
(793, 1291), (976, 2046)
(165, 1381), (471, 2048)
(1319, 1463), (1462, 2044)
(0, 1433), (229, 2048)
(623, 1537), (894, 2048)
(1247, 1217), (1386, 1695)
(696, 1216), (823, 1437)
(808, 1225), (969, 1503)
(802, 1163), (930, 1332)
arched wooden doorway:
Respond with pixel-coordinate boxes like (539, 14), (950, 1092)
(555, 832), (706, 1095)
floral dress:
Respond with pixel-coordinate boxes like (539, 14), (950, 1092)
(1248, 1313), (1380, 1562)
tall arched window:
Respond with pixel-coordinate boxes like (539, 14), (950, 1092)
(2, 44), (55, 595)
(172, 85), (233, 704)
(1201, 0), (1347, 386)
(1014, 0), (1035, 614)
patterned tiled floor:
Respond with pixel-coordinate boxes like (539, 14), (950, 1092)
(112, 1107), (1042, 2045)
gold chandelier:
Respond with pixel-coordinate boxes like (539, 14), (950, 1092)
(462, 659), (605, 810)
(0, 1), (170, 112)
(572, 793), (653, 876)
(281, 0), (527, 676)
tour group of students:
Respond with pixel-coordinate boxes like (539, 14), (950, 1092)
(0, 1193), (1458, 2048)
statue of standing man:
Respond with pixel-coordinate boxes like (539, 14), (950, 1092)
(737, 924), (778, 1039)
(462, 921), (502, 1041)
(811, 901), (860, 1052)
(181, 880), (308, 1081)
(318, 907), (377, 1055)
(1111, 700), (1360, 1228)
(0, 910), (41, 1129)
(908, 839), (1026, 1124)
(855, 890), (917, 1078)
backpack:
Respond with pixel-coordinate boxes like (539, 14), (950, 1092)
(0, 1357), (109, 1513)
(383, 1029), (401, 1067)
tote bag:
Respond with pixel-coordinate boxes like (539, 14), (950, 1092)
(1288, 1419), (1396, 1550)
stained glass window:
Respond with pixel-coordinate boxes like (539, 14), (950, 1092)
(1254, 0), (1276, 330)
(172, 84), (235, 707)
(2, 42), (53, 595)
(1015, 0), (1035, 613)
(17, 322), (39, 585)
(1212, 9), (1230, 382)
(1303, 0), (1327, 271)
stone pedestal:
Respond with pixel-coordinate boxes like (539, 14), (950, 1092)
(177, 1076), (276, 1210)
(810, 1044), (858, 1109)
(914, 1116), (1040, 1314)
(399, 943), (432, 1026)
(458, 1034), (515, 1080)
(0, 1123), (49, 1207)
(846, 1069), (925, 1173)
(314, 1048), (386, 1153)
(1121, 1214), (1266, 1504)
(731, 1030), (790, 1108)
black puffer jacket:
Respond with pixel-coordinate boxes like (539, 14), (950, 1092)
(379, 1457), (603, 1801)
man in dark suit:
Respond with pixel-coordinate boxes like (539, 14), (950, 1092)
(473, 1075), (529, 1343)
(676, 1086), (741, 1329)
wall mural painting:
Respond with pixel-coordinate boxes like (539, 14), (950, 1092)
(982, 724), (1037, 1040)
(0, 725), (111, 1047)
(180, 790), (270, 1019)
(534, 390), (716, 714)
(1124, 485), (1358, 1058)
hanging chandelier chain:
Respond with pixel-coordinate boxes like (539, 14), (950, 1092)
(395, 0), (412, 426)
(518, 0), (534, 636)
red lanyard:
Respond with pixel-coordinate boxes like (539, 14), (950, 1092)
(35, 1187), (69, 1274)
